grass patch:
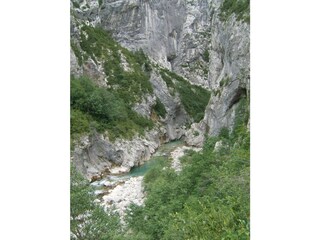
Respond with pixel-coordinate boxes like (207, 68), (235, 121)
(219, 0), (250, 23)
(159, 68), (211, 122)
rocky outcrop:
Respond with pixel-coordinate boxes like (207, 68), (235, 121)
(72, 127), (169, 180)
(185, 121), (208, 147)
(132, 94), (156, 119)
(70, 48), (83, 77)
(102, 176), (145, 219)
(149, 71), (189, 140)
(185, 1), (250, 146)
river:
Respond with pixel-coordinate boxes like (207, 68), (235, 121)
(90, 140), (199, 218)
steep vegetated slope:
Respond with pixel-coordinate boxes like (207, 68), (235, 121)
(70, 0), (250, 239)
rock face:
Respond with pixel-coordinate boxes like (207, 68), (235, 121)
(73, 127), (168, 180)
(204, 10), (250, 137)
(71, 0), (212, 87)
(102, 176), (144, 218)
(186, 1), (250, 146)
(70, 48), (83, 77)
(149, 71), (189, 140)
(132, 94), (156, 119)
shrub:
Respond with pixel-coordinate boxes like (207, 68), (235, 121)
(159, 68), (211, 122)
(154, 98), (166, 118)
(70, 76), (154, 141)
(70, 165), (122, 239)
(202, 49), (210, 62)
(219, 0), (250, 23)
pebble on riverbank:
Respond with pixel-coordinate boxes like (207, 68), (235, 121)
(102, 176), (145, 218)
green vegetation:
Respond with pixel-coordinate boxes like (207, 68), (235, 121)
(71, 26), (158, 141)
(187, 59), (209, 76)
(71, 165), (122, 239)
(167, 54), (176, 62)
(213, 89), (221, 97)
(72, 1), (80, 9)
(71, 76), (154, 141)
(154, 97), (167, 118)
(71, 109), (96, 138)
(79, 25), (153, 104)
(159, 69), (211, 122)
(202, 49), (210, 62)
(220, 76), (231, 87)
(219, 0), (250, 23)
(159, 70), (175, 89)
(125, 96), (250, 239)
(71, 41), (83, 66)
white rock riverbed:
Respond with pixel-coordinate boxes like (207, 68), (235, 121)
(102, 176), (145, 218)
(95, 143), (202, 222)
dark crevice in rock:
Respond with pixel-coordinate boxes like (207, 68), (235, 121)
(227, 87), (246, 111)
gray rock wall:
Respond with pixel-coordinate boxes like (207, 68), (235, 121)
(71, 0), (213, 87)
(149, 71), (189, 140)
(73, 127), (167, 180)
(186, 1), (250, 146)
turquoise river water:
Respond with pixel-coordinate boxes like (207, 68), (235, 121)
(126, 140), (184, 177)
(92, 140), (185, 189)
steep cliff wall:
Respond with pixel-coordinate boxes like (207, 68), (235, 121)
(71, 0), (212, 87)
(186, 0), (250, 146)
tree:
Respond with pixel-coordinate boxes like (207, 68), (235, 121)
(70, 165), (122, 239)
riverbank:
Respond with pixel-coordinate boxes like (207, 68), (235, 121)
(91, 140), (201, 220)
(102, 176), (144, 218)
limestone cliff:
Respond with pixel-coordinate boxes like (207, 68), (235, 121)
(186, 0), (250, 146)
(71, 0), (212, 87)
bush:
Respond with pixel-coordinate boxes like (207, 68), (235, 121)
(219, 0), (250, 23)
(70, 109), (92, 136)
(154, 98), (166, 118)
(70, 165), (122, 239)
(159, 69), (211, 122)
(202, 49), (210, 62)
(70, 76), (154, 141)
